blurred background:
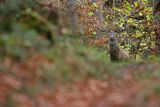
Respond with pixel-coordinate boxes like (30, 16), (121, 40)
(0, 0), (160, 107)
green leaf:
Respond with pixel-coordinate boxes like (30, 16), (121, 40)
(88, 12), (94, 17)
(139, 12), (143, 16)
(134, 2), (138, 7)
(92, 3), (99, 8)
(92, 31), (97, 35)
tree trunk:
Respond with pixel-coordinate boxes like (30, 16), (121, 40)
(67, 0), (80, 34)
(92, 0), (104, 37)
(153, 0), (160, 54)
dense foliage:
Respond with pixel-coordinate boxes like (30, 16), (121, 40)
(0, 0), (160, 61)
(77, 0), (158, 61)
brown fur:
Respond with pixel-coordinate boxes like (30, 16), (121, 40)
(118, 49), (130, 60)
(109, 32), (130, 62)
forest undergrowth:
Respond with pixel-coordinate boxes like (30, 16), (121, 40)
(1, 36), (160, 107)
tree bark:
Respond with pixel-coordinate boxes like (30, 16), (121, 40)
(153, 0), (160, 54)
(92, 0), (104, 37)
(67, 0), (80, 34)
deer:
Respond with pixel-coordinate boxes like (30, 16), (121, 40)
(109, 32), (131, 62)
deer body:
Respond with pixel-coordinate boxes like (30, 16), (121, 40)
(109, 32), (130, 62)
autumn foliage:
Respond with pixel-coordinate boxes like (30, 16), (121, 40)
(0, 0), (160, 107)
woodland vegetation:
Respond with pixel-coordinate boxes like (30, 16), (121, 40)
(0, 0), (160, 107)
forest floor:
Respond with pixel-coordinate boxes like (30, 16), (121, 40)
(0, 38), (160, 107)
